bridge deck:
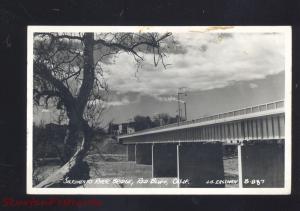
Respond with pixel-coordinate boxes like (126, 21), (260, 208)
(118, 100), (285, 144)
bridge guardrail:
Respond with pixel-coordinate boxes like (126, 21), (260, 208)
(121, 100), (284, 135)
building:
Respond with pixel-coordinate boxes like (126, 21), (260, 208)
(109, 122), (135, 135)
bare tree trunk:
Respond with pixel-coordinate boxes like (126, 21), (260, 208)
(35, 117), (92, 188)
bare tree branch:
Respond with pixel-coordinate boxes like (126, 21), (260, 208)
(34, 33), (83, 41)
(33, 31), (174, 187)
(34, 62), (76, 109)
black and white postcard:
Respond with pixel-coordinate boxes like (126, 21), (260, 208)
(27, 26), (291, 194)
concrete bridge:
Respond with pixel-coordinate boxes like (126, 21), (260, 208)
(118, 100), (285, 188)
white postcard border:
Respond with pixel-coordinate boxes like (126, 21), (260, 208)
(27, 26), (292, 195)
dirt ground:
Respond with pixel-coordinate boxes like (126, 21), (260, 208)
(86, 157), (238, 188)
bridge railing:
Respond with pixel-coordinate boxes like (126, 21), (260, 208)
(125, 100), (284, 135)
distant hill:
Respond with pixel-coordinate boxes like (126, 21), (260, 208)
(91, 136), (127, 155)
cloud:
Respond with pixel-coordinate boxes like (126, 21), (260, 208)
(249, 83), (258, 89)
(90, 97), (131, 108)
(106, 98), (130, 106)
(101, 32), (285, 98)
(156, 96), (185, 103)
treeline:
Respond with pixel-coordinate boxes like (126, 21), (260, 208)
(33, 123), (106, 162)
(33, 123), (67, 164)
(133, 113), (178, 131)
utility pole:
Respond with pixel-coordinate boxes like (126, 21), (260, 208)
(177, 91), (181, 124)
(184, 101), (187, 121)
(177, 87), (188, 124)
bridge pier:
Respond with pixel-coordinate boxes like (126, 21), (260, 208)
(241, 140), (284, 187)
(177, 142), (225, 187)
(127, 144), (136, 161)
(135, 144), (152, 165)
(152, 143), (177, 177)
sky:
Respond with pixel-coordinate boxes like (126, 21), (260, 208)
(34, 32), (286, 127)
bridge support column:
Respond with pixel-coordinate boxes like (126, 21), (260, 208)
(127, 144), (136, 161)
(177, 142), (225, 187)
(136, 144), (152, 165)
(241, 140), (284, 187)
(152, 144), (177, 177)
